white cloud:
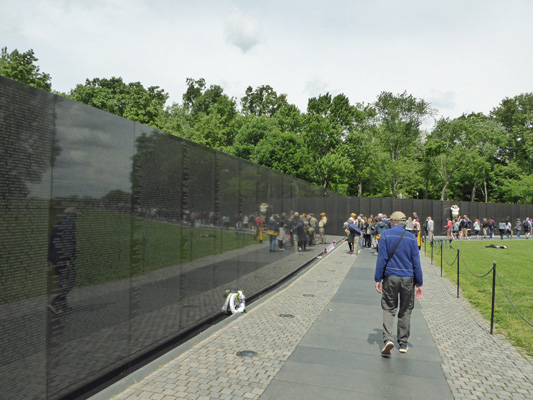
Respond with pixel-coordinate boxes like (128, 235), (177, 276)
(1, 0), (532, 121)
(224, 10), (261, 53)
(304, 76), (330, 100)
(427, 89), (456, 112)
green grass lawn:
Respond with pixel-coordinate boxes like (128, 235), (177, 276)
(429, 239), (533, 357)
(1, 205), (258, 303)
(75, 209), (258, 286)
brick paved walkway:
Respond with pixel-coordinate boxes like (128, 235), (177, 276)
(419, 252), (533, 399)
(106, 241), (354, 400)
(98, 241), (533, 400)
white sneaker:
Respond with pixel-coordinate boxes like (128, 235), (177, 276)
(381, 341), (394, 355)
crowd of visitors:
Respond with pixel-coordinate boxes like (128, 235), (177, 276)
(444, 215), (533, 241)
(343, 212), (425, 256)
(264, 211), (328, 253)
(188, 208), (532, 255)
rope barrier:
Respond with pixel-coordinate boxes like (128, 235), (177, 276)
(459, 252), (494, 278)
(495, 269), (533, 327)
(425, 245), (532, 331)
(443, 250), (457, 266)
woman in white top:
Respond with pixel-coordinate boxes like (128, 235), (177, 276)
(473, 219), (481, 239)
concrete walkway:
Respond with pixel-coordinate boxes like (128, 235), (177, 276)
(98, 240), (533, 400)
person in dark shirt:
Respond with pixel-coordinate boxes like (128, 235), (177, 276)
(48, 207), (79, 315)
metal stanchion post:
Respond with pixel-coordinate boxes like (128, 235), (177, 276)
(440, 240), (443, 277)
(491, 261), (496, 334)
(431, 239), (434, 264)
(456, 248), (460, 298)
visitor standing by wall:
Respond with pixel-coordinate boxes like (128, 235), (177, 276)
(426, 217), (434, 243)
(318, 212), (327, 244)
(516, 218), (522, 239)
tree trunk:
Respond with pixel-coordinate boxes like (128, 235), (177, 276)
(470, 182), (476, 202)
(440, 179), (451, 201)
(358, 181), (362, 197)
(484, 178), (488, 203)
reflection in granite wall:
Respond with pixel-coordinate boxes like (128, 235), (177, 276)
(1, 76), (530, 399)
(0, 76), (53, 400)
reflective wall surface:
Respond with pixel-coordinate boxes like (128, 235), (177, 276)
(1, 76), (532, 399)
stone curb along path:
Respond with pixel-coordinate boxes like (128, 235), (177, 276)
(112, 242), (354, 400)
(419, 255), (533, 400)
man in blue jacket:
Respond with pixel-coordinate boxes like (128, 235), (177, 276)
(374, 211), (423, 355)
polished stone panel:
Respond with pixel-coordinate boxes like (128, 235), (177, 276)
(0, 76), (54, 400)
(47, 96), (135, 399)
(0, 76), (521, 399)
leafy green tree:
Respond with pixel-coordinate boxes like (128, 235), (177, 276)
(342, 104), (380, 196)
(426, 113), (506, 202)
(302, 93), (361, 188)
(68, 77), (169, 128)
(179, 78), (238, 149)
(491, 93), (533, 175)
(158, 102), (192, 139)
(373, 91), (433, 198)
(315, 150), (354, 190)
(251, 130), (313, 180)
(458, 114), (506, 202)
(272, 103), (303, 134)
(0, 47), (52, 91)
(182, 78), (237, 122)
(240, 85), (288, 117)
(187, 112), (236, 152)
(425, 117), (469, 201)
(183, 78), (206, 111)
(232, 115), (278, 160)
(502, 174), (533, 204)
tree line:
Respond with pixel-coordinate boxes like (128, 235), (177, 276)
(2, 47), (532, 204)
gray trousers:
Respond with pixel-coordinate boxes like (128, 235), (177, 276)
(381, 276), (415, 345)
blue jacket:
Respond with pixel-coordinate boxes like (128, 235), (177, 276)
(374, 225), (423, 286)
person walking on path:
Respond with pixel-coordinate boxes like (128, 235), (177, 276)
(374, 211), (423, 355)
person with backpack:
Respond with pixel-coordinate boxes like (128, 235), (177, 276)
(488, 217), (495, 239)
(373, 217), (389, 254)
(524, 217), (531, 239)
(516, 218), (522, 239)
(459, 215), (469, 240)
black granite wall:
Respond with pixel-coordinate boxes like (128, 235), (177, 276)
(1, 76), (531, 399)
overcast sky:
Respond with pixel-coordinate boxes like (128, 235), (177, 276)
(2, 0), (532, 123)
